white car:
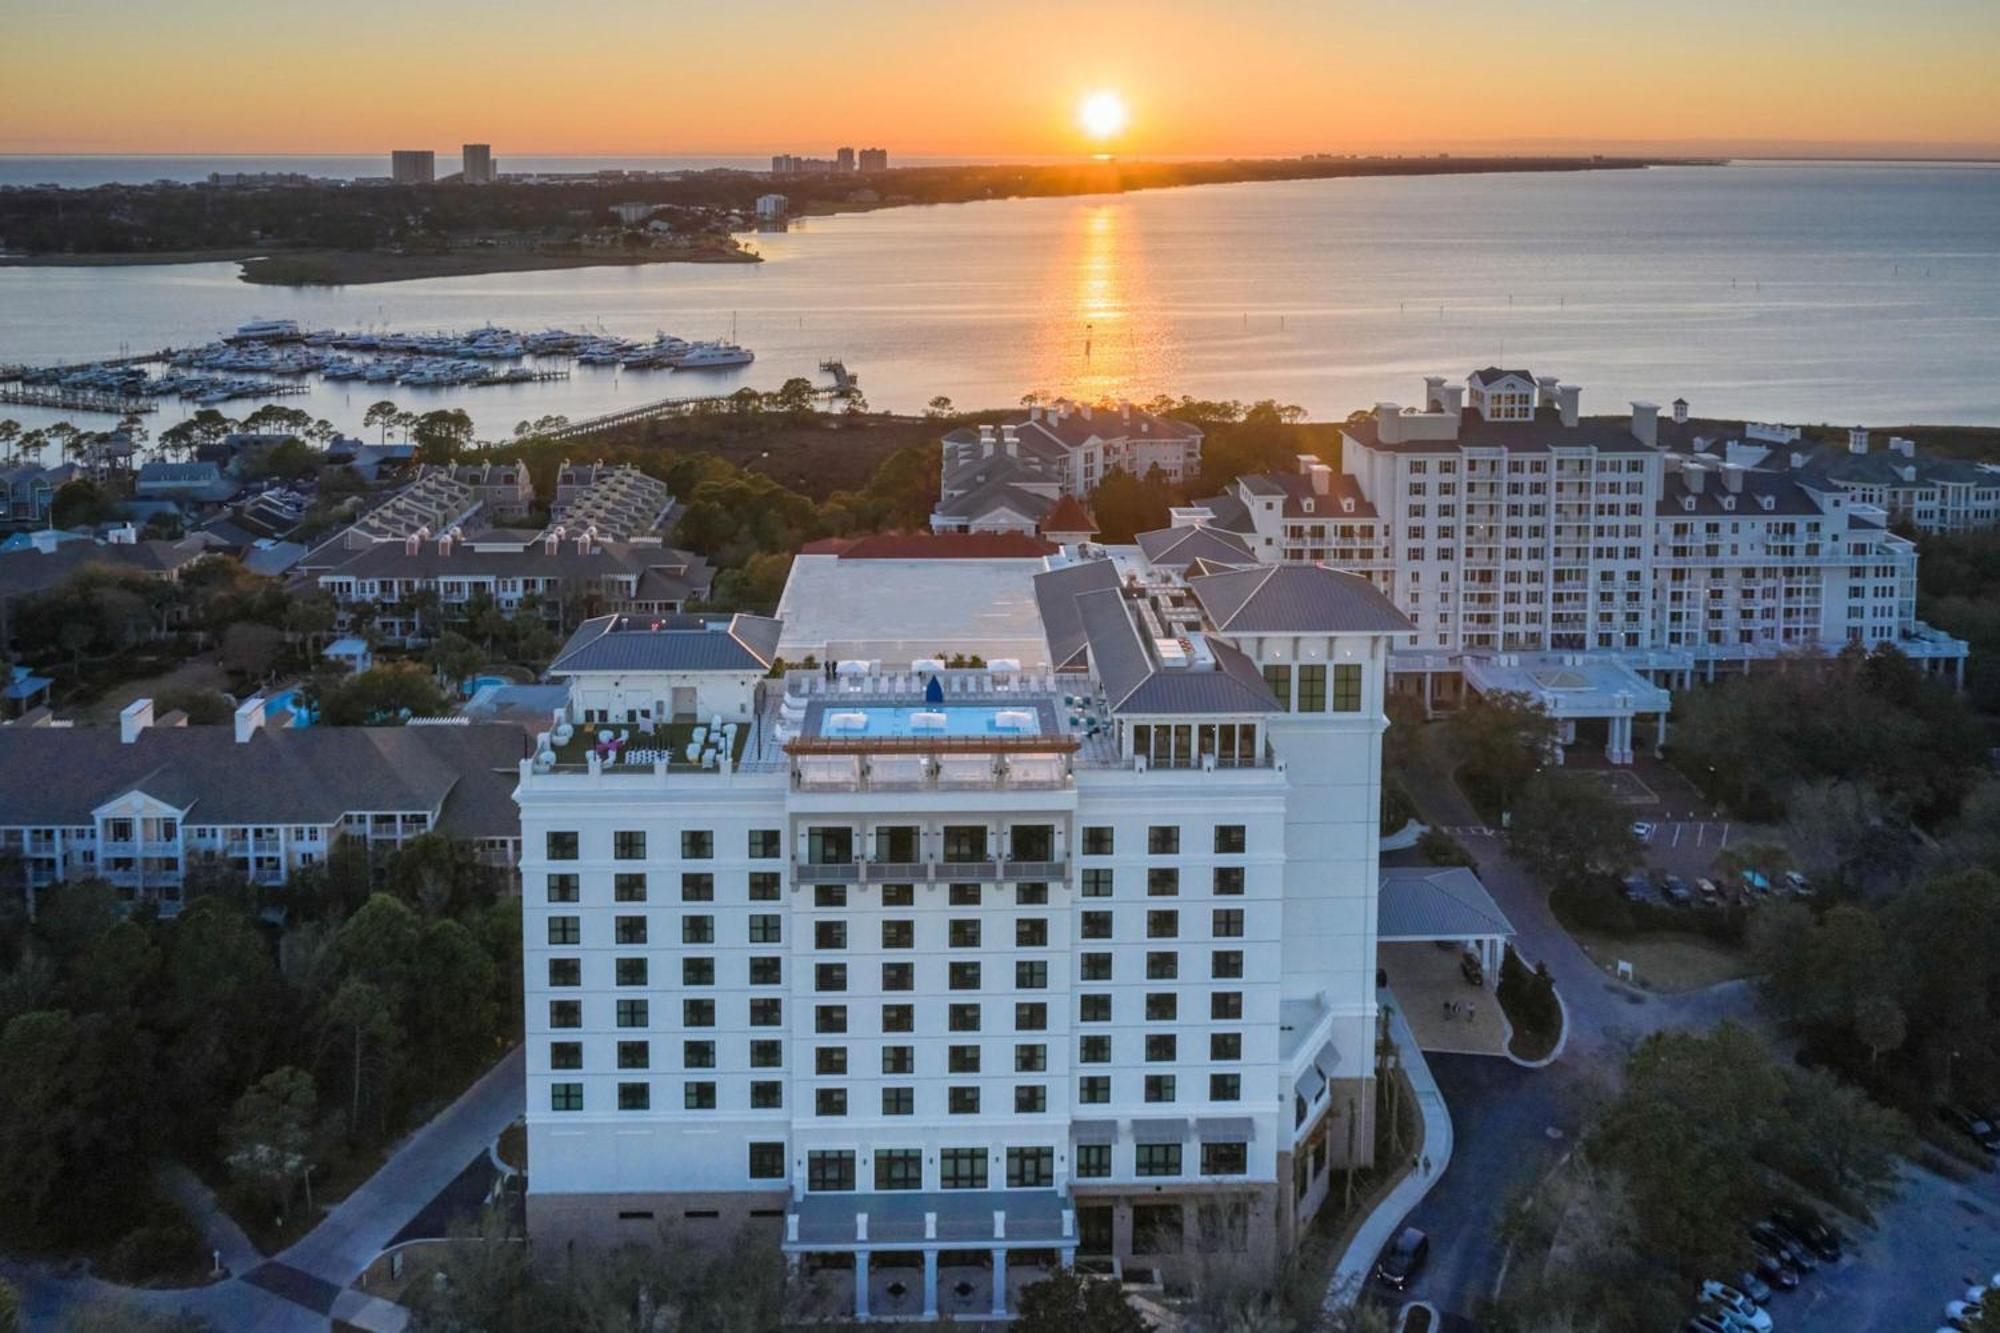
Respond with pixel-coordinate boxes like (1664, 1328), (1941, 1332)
(1945, 1301), (1977, 1331)
(1632, 821), (1657, 839)
(1699, 1283), (1772, 1333)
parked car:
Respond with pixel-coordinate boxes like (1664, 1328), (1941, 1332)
(1700, 1280), (1772, 1331)
(1750, 1249), (1801, 1292)
(1940, 1105), (2000, 1154)
(1686, 1317), (1731, 1333)
(1375, 1226), (1429, 1290)
(1696, 876), (1721, 904)
(1632, 820), (1657, 839)
(1750, 1221), (1816, 1271)
(1661, 875), (1694, 907)
(1784, 870), (1811, 895)
(1742, 868), (1773, 894)
(1620, 874), (1652, 903)
(1769, 1206), (1843, 1261)
(1735, 1270), (1772, 1305)
(1945, 1299), (1978, 1331)
(1460, 949), (1485, 987)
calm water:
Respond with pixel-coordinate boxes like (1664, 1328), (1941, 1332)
(2, 161), (1998, 440)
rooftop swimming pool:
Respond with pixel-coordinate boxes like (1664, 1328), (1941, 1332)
(815, 704), (1045, 739)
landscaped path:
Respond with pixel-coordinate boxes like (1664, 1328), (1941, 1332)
(2, 1045), (523, 1332)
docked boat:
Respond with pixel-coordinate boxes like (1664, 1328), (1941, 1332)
(225, 319), (305, 344)
(673, 341), (755, 369)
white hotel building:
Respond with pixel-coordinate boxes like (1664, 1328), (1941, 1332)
(1178, 369), (1967, 762)
(512, 549), (1414, 1317)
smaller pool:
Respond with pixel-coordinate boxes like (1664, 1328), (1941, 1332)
(817, 704), (1042, 738)
(264, 689), (315, 727)
(465, 674), (508, 697)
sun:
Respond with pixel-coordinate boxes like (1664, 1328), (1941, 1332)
(1078, 90), (1129, 142)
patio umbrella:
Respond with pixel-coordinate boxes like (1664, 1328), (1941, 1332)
(925, 674), (944, 704)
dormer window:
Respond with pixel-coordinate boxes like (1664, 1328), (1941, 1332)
(1681, 496), (1696, 512)
(1302, 499), (1315, 514)
(1758, 495), (1775, 511)
(1721, 495), (1736, 511)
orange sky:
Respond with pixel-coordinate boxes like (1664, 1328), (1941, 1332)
(4, 0), (1998, 157)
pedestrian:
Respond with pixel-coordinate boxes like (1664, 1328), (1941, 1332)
(1442, 998), (1452, 1021)
(1468, 1003), (1478, 1024)
(1421, 1155), (1431, 1177)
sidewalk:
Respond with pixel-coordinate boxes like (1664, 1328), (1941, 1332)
(1325, 991), (1455, 1307)
(158, 1160), (261, 1277)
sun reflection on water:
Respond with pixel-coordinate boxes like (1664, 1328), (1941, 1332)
(1028, 201), (1171, 403)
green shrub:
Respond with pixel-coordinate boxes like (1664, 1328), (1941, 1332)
(1417, 828), (1476, 869)
(101, 1213), (204, 1284)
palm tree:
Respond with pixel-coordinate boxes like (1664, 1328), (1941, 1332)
(0, 418), (20, 463)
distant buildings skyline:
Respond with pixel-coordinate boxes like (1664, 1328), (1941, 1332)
(772, 147), (890, 177)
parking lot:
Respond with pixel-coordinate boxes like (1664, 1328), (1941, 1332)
(1785, 1161), (2000, 1332)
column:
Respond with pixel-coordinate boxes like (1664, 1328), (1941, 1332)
(855, 1252), (870, 1320)
(1654, 711), (1667, 756)
(992, 1249), (1009, 1317)
(923, 1249), (939, 1319)
(1422, 671), (1434, 718)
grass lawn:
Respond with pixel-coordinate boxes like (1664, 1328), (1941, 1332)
(554, 718), (749, 768)
(1567, 925), (1756, 993)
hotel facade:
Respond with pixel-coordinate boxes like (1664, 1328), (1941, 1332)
(513, 553), (1411, 1317)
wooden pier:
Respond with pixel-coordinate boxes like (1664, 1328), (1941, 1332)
(0, 385), (157, 415)
(544, 360), (858, 442)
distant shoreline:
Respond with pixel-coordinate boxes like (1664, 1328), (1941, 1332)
(0, 243), (761, 286)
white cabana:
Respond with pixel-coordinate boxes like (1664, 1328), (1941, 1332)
(826, 710), (869, 733)
(835, 659), (872, 677)
(995, 710), (1035, 732)
(910, 711), (949, 732)
(910, 658), (946, 674)
(988, 657), (1023, 673)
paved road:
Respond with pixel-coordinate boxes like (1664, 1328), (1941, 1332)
(4, 1046), (523, 1332)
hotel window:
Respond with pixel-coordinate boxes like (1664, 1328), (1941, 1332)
(1147, 868), (1179, 897)
(1145, 1075), (1177, 1103)
(748, 914), (781, 944)
(1146, 951), (1179, 981)
(683, 999), (715, 1027)
(806, 826), (852, 865)
(546, 873), (579, 903)
(614, 873), (646, 902)
(882, 962), (914, 991)
(940, 1148), (987, 1190)
(1136, 1143), (1182, 1177)
(547, 916), (581, 946)
(815, 1088), (848, 1117)
(807, 1151), (855, 1192)
(1213, 909), (1245, 938)
(681, 873), (713, 902)
(882, 919), (915, 948)
(883, 1045), (915, 1075)
(625, 1041), (657, 1069)
(1081, 953), (1112, 981)
(949, 962), (981, 991)
(680, 830), (713, 859)
(1148, 825), (1180, 855)
(1146, 1033), (1178, 1062)
(1079, 1075), (1110, 1105)
(615, 958), (648, 986)
(815, 885), (847, 908)
(751, 1081), (783, 1109)
(1080, 994), (1111, 1022)
(948, 1004), (981, 1032)
(1295, 664), (1327, 712)
(551, 1083), (583, 1112)
(942, 825), (987, 861)
(549, 1041), (582, 1070)
(749, 956), (782, 985)
(1016, 960), (1048, 989)
(876, 1150), (924, 1191)
(545, 831), (578, 861)
(1016, 918), (1048, 947)
(1212, 950), (1244, 980)
(748, 872), (780, 901)
(683, 916), (714, 945)
(1076, 1144), (1112, 1179)
(1212, 991), (1243, 1020)
(1213, 866), (1244, 896)
(881, 884), (915, 907)
(747, 1039), (783, 1071)
(948, 1086), (981, 1115)
(815, 963), (847, 992)
(682, 957), (714, 986)
(1008, 1146), (1054, 1186)
(882, 1087), (914, 1116)
(815, 1046), (849, 1076)
(548, 959), (580, 987)
(1017, 883), (1049, 905)
(1081, 869), (1114, 898)
(1147, 910), (1179, 939)
(882, 1004), (915, 1032)
(683, 1082), (717, 1111)
(1262, 665), (1292, 708)
(948, 1045), (981, 1074)
(1015, 1001), (1048, 1031)
(1210, 1073), (1242, 1103)
(1080, 1034), (1111, 1064)
(1082, 826), (1114, 855)
(1214, 824), (1246, 854)
(815, 920), (847, 950)
(1011, 824), (1055, 860)
(949, 919), (981, 948)
(748, 829), (781, 859)
(1201, 1142), (1248, 1176)
(613, 831), (646, 861)
(1015, 1043), (1048, 1073)
(614, 999), (647, 1027)
(614, 915), (647, 945)
(1332, 663), (1363, 712)
(748, 1143), (786, 1179)
(949, 884), (981, 906)
(815, 1005), (847, 1034)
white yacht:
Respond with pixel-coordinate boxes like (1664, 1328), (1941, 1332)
(225, 318), (305, 344)
(672, 341), (755, 369)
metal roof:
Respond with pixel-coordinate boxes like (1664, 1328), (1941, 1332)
(1134, 524), (1255, 567)
(1377, 866), (1515, 941)
(1188, 565), (1413, 635)
(548, 613), (782, 674)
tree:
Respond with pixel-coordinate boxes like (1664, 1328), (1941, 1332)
(363, 400), (400, 445)
(1505, 770), (1640, 891)
(221, 620), (286, 681)
(769, 377), (817, 416)
(1440, 690), (1556, 816)
(326, 978), (401, 1141)
(1015, 1267), (1151, 1333)
(50, 477), (117, 529)
(0, 1274), (18, 1333)
(925, 394), (956, 419)
(1853, 992), (1906, 1066)
(425, 630), (485, 695)
(412, 409), (474, 464)
(224, 1066), (317, 1217)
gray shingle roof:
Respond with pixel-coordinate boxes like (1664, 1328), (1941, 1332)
(548, 613), (782, 674)
(1378, 866), (1515, 941)
(0, 723), (524, 831)
(1031, 559), (1123, 670)
(1343, 411), (1701, 456)
(1134, 525), (1255, 568)
(1188, 565), (1413, 635)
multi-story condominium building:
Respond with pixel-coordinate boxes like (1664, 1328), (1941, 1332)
(858, 148), (889, 173)
(512, 552), (1411, 1318)
(0, 696), (524, 910)
(933, 403), (1203, 535)
(451, 461), (536, 519)
(1169, 370), (1967, 758)
(391, 149), (436, 185)
(1, 461), (77, 527)
(316, 530), (713, 643)
(463, 143), (496, 186)
(551, 461), (676, 541)
(297, 468), (485, 575)
(1755, 428), (2000, 534)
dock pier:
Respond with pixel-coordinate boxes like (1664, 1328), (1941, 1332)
(0, 385), (157, 415)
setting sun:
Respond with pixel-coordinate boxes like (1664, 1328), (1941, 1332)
(1078, 90), (1130, 142)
